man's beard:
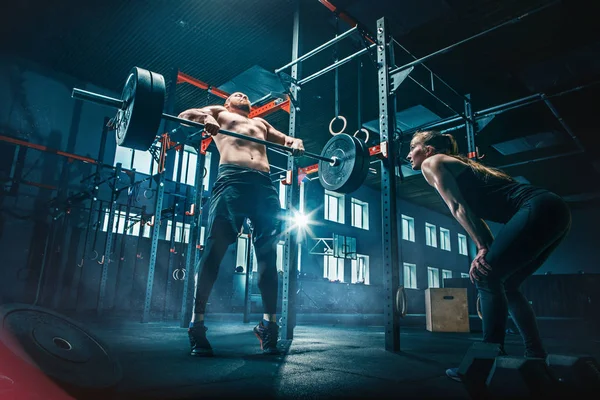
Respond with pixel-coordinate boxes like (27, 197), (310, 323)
(233, 102), (251, 113)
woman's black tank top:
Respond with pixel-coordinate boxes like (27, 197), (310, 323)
(454, 166), (549, 223)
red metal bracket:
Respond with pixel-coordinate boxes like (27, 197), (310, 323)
(200, 136), (213, 155)
(185, 203), (196, 216)
(249, 99), (291, 118)
(281, 170), (293, 185)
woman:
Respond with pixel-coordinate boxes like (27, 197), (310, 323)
(406, 130), (571, 380)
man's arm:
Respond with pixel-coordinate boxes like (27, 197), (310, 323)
(178, 106), (227, 135)
(255, 117), (304, 155)
(421, 156), (494, 250)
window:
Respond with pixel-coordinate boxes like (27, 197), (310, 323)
(440, 228), (451, 251)
(425, 223), (437, 247)
(297, 242), (302, 272)
(299, 182), (305, 213)
(173, 147), (212, 192)
(236, 234), (258, 273)
(461, 273), (469, 279)
(403, 262), (417, 289)
(323, 252), (344, 282)
(442, 269), (453, 287)
(427, 267), (440, 288)
(458, 233), (468, 256)
(351, 254), (370, 284)
(102, 210), (151, 238)
(165, 221), (192, 243)
(279, 180), (287, 209)
(324, 190), (345, 224)
(114, 145), (158, 176)
(351, 198), (369, 230)
(401, 215), (415, 242)
(276, 241), (285, 273)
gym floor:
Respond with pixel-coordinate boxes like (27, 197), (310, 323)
(83, 315), (599, 399)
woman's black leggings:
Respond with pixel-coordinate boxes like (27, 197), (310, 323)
(475, 192), (571, 357)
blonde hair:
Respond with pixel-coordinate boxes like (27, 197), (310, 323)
(412, 130), (514, 181)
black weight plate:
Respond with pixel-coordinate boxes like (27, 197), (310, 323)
(0, 304), (122, 392)
(318, 134), (358, 193)
(350, 135), (370, 192)
(116, 67), (165, 151)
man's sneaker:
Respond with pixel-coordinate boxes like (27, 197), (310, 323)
(253, 321), (279, 355)
(188, 325), (213, 357)
(445, 367), (461, 382)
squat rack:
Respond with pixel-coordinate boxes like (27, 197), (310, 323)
(275, 0), (582, 352)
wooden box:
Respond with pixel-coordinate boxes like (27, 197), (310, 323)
(425, 288), (470, 332)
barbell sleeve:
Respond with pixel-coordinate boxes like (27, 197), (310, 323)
(72, 88), (126, 110)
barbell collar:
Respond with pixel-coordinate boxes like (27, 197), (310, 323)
(72, 88), (126, 110)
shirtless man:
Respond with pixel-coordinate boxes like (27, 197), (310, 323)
(178, 92), (304, 356)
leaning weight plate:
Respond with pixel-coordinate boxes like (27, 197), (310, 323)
(116, 67), (165, 151)
(319, 133), (369, 193)
(0, 304), (122, 394)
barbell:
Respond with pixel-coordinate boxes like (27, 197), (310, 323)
(71, 66), (370, 194)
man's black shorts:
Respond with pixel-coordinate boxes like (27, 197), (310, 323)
(205, 164), (283, 248)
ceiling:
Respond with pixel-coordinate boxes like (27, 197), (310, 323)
(2, 0), (599, 216)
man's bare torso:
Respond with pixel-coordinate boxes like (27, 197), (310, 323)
(214, 110), (271, 173)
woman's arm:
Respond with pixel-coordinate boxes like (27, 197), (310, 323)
(421, 156), (494, 250)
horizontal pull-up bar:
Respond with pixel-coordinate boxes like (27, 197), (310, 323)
(275, 26), (359, 74)
(298, 43), (376, 86)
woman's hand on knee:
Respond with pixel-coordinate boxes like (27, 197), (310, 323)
(470, 248), (492, 284)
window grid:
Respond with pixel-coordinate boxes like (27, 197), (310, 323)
(323, 252), (345, 282)
(440, 228), (451, 251)
(324, 190), (345, 224)
(425, 223), (437, 247)
(351, 198), (369, 230)
(442, 269), (453, 287)
(351, 254), (370, 284)
(403, 262), (417, 289)
(401, 215), (415, 242)
(458, 233), (468, 256)
(427, 267), (440, 288)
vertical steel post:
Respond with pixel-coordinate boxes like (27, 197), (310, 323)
(97, 162), (121, 315)
(464, 94), (477, 159)
(280, 3), (301, 341)
(142, 141), (166, 323)
(377, 17), (401, 352)
(180, 149), (207, 327)
(164, 196), (179, 318)
(243, 228), (255, 323)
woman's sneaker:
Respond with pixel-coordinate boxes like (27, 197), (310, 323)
(253, 321), (280, 355)
(188, 325), (213, 357)
(445, 367), (462, 382)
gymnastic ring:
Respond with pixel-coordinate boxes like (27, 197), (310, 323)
(203, 167), (207, 178)
(329, 115), (347, 136)
(395, 286), (408, 318)
(476, 294), (483, 320)
(180, 268), (187, 280)
(353, 128), (370, 144)
(144, 189), (154, 199)
(90, 250), (99, 261)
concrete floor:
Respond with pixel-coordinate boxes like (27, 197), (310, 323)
(78, 315), (600, 400)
